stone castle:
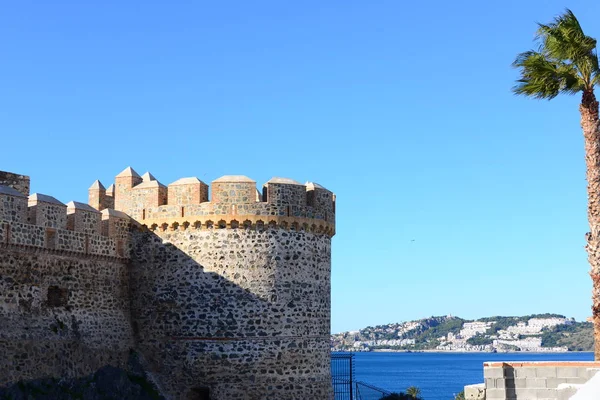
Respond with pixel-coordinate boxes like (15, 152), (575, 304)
(0, 167), (336, 400)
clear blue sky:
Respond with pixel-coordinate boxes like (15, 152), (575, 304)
(1, 1), (599, 333)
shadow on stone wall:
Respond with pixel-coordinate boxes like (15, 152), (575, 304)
(0, 351), (164, 400)
(0, 246), (134, 388)
(0, 226), (331, 400)
(129, 228), (332, 400)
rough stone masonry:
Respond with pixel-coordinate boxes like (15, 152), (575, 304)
(0, 167), (336, 400)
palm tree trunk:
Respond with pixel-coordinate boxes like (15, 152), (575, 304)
(581, 89), (600, 360)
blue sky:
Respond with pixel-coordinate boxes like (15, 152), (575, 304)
(1, 1), (599, 333)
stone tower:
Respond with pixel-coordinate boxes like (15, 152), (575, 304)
(106, 169), (336, 399)
(0, 167), (334, 400)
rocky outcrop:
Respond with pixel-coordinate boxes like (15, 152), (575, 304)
(0, 353), (164, 400)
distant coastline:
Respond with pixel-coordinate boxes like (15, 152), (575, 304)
(331, 314), (594, 353)
(366, 349), (592, 353)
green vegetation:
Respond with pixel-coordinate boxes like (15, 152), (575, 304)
(454, 391), (465, 400)
(370, 345), (413, 351)
(331, 314), (588, 352)
(477, 314), (566, 334)
(406, 386), (422, 399)
(466, 334), (493, 346)
(381, 389), (423, 400)
(401, 317), (466, 342)
(541, 322), (593, 351)
(502, 344), (521, 352)
(380, 394), (414, 400)
(388, 316), (467, 350)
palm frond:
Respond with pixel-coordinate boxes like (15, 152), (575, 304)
(512, 50), (583, 99)
(536, 9), (596, 62)
(515, 9), (599, 96)
(589, 51), (600, 87)
(556, 63), (585, 94)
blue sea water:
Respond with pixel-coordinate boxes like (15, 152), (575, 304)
(351, 352), (594, 400)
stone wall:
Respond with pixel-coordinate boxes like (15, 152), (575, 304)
(0, 187), (28, 223)
(28, 195), (67, 229)
(129, 182), (168, 220)
(1, 220), (124, 258)
(263, 178), (307, 206)
(0, 171), (30, 196)
(211, 176), (257, 204)
(67, 202), (102, 235)
(0, 247), (134, 386)
(466, 361), (600, 400)
(97, 168), (336, 227)
(129, 226), (333, 400)
(168, 178), (209, 205)
(0, 167), (336, 400)
(143, 202), (335, 228)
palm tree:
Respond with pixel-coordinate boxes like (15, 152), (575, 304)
(379, 393), (414, 400)
(513, 9), (600, 359)
(406, 386), (422, 399)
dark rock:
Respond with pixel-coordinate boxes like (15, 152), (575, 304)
(0, 361), (165, 400)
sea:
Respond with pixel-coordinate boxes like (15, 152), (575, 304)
(348, 351), (594, 400)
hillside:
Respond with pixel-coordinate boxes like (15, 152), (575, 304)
(331, 314), (593, 352)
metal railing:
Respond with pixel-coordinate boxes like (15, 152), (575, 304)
(331, 353), (391, 400)
(331, 353), (355, 399)
(355, 381), (392, 400)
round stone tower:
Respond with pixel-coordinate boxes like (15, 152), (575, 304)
(111, 170), (335, 400)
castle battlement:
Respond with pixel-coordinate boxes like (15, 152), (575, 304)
(0, 170), (131, 259)
(1, 166), (335, 399)
(89, 167), (336, 236)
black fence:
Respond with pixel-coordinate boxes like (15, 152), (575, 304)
(331, 353), (355, 399)
(331, 353), (391, 400)
(354, 381), (392, 400)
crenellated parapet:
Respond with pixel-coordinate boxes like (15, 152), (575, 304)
(0, 186), (28, 223)
(0, 170), (30, 197)
(67, 201), (101, 235)
(0, 170), (131, 259)
(1, 166), (336, 399)
(89, 167), (336, 236)
(168, 177), (209, 205)
(28, 194), (67, 229)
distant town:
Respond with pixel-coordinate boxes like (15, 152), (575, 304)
(331, 314), (593, 352)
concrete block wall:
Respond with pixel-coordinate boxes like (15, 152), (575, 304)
(481, 361), (600, 400)
(465, 383), (485, 400)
